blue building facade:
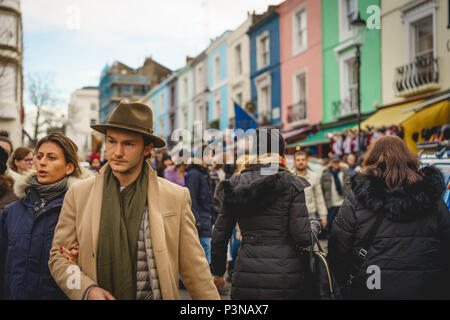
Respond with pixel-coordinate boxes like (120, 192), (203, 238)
(145, 80), (170, 143)
(248, 7), (282, 127)
(207, 31), (231, 131)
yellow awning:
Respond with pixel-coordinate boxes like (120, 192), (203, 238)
(356, 100), (424, 131)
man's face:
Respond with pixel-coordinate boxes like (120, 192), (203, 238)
(347, 155), (356, 166)
(330, 161), (340, 171)
(106, 129), (152, 175)
(294, 155), (308, 171)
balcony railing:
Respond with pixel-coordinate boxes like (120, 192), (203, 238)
(332, 89), (358, 119)
(286, 100), (307, 125)
(394, 52), (439, 97)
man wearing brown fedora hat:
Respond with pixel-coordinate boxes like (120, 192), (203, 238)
(48, 101), (220, 300)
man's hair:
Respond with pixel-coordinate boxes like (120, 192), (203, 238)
(294, 150), (308, 159)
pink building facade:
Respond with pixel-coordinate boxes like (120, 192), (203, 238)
(278, 0), (322, 132)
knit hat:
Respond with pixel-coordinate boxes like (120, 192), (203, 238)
(0, 146), (8, 175)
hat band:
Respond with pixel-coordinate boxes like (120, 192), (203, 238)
(108, 121), (154, 134)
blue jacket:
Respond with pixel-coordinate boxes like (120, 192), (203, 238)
(0, 186), (68, 300)
(185, 165), (213, 238)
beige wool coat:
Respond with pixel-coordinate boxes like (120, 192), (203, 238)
(48, 162), (220, 300)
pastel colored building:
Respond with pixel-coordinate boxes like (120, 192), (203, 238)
(207, 31), (231, 130)
(278, 0), (323, 131)
(177, 60), (195, 131)
(248, 6), (282, 127)
(192, 50), (209, 133)
(321, 0), (382, 125)
(227, 13), (260, 128)
(145, 80), (170, 143)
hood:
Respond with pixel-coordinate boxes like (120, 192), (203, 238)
(215, 165), (309, 218)
(14, 167), (95, 199)
(351, 166), (446, 222)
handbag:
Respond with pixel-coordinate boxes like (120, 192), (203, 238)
(308, 230), (342, 300)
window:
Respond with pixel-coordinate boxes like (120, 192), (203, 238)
(414, 16), (433, 59)
(90, 103), (96, 111)
(236, 92), (243, 108)
(159, 92), (164, 114)
(260, 86), (270, 117)
(293, 6), (307, 55)
(90, 119), (96, 126)
(196, 65), (203, 92)
(290, 70), (307, 123)
(235, 44), (242, 76)
(214, 97), (221, 121)
(339, 0), (358, 41)
(257, 31), (270, 70)
(342, 57), (358, 116)
(183, 77), (188, 101)
(214, 56), (221, 85)
(183, 109), (188, 129)
(151, 99), (156, 114)
(159, 118), (165, 137)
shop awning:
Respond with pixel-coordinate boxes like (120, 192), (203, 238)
(356, 100), (424, 131)
(287, 123), (357, 149)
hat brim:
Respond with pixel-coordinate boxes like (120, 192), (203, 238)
(91, 124), (166, 148)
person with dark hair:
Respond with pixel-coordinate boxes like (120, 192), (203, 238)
(0, 146), (18, 216)
(0, 132), (93, 299)
(211, 128), (320, 299)
(10, 147), (34, 175)
(320, 155), (350, 238)
(49, 102), (219, 300)
(328, 135), (450, 299)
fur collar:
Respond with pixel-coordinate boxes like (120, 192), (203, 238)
(215, 167), (309, 218)
(14, 167), (95, 199)
(351, 166), (446, 222)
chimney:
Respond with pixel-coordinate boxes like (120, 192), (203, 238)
(186, 56), (193, 64)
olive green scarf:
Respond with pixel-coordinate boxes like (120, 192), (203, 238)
(96, 163), (148, 300)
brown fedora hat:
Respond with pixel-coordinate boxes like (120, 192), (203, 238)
(91, 101), (166, 148)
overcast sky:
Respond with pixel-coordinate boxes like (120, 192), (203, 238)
(22, 0), (280, 110)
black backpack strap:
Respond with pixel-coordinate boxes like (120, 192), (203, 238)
(347, 213), (385, 286)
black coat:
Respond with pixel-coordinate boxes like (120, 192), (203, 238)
(328, 166), (450, 299)
(185, 165), (213, 238)
(211, 164), (313, 300)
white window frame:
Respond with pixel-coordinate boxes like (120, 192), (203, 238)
(159, 118), (165, 137)
(401, 0), (437, 63)
(213, 91), (222, 121)
(214, 55), (221, 86)
(254, 71), (272, 117)
(151, 99), (156, 114)
(159, 92), (165, 114)
(290, 68), (308, 125)
(292, 4), (308, 56)
(339, 49), (358, 117)
(196, 64), (204, 94)
(183, 76), (188, 101)
(256, 30), (270, 70)
(235, 43), (243, 76)
(338, 0), (358, 42)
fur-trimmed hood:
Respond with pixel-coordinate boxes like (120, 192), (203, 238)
(13, 167), (95, 199)
(215, 165), (309, 218)
(351, 166), (446, 222)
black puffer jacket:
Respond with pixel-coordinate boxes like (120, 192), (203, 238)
(211, 164), (314, 300)
(328, 166), (450, 299)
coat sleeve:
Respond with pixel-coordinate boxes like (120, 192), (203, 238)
(0, 207), (8, 299)
(178, 188), (220, 300)
(313, 176), (328, 220)
(211, 205), (237, 277)
(327, 195), (358, 286)
(48, 184), (97, 300)
(288, 188), (312, 248)
(437, 199), (450, 295)
(184, 172), (201, 224)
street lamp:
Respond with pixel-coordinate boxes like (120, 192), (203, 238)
(351, 12), (366, 158)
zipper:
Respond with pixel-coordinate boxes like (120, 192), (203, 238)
(315, 251), (334, 294)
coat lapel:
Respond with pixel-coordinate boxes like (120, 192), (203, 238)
(91, 164), (106, 277)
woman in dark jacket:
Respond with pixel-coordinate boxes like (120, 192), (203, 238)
(328, 135), (450, 299)
(0, 133), (91, 299)
(211, 129), (321, 300)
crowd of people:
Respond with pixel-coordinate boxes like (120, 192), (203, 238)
(0, 101), (449, 300)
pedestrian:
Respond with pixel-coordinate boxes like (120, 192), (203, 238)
(89, 153), (102, 172)
(346, 153), (358, 177)
(49, 102), (219, 300)
(164, 161), (186, 187)
(9, 147), (34, 177)
(211, 129), (321, 299)
(320, 155), (350, 238)
(184, 146), (214, 267)
(0, 146), (18, 215)
(328, 135), (450, 299)
(294, 151), (328, 230)
(0, 132), (92, 299)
